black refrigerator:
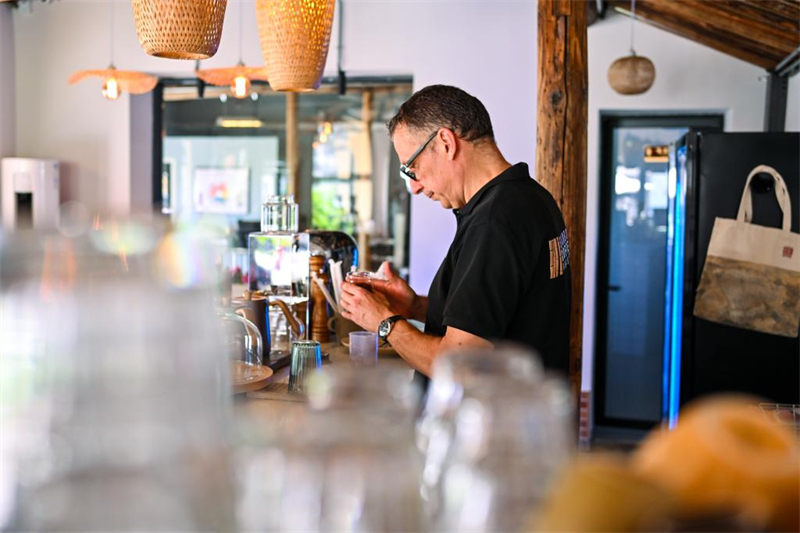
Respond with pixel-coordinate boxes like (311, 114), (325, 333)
(664, 132), (800, 427)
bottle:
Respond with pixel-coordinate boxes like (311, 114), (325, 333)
(248, 195), (310, 354)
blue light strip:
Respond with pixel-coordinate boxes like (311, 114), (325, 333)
(667, 146), (688, 429)
(662, 165), (676, 424)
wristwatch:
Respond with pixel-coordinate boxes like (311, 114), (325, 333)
(378, 315), (405, 342)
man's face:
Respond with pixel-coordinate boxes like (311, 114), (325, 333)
(392, 125), (457, 209)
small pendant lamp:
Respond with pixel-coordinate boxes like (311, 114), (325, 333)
(608, 0), (655, 95)
(132, 0), (228, 60)
(255, 0), (336, 92)
(70, 2), (157, 100)
(197, 2), (269, 99)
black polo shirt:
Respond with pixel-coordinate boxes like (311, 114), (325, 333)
(423, 162), (571, 380)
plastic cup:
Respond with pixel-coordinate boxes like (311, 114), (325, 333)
(349, 331), (378, 366)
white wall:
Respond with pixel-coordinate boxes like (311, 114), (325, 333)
(335, 1), (538, 292)
(582, 12), (777, 390)
(0, 4), (14, 160)
(13, 1), (141, 212)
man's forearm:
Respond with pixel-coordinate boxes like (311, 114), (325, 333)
(410, 296), (429, 322)
(386, 320), (440, 377)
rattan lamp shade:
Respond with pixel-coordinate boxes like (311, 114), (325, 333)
(196, 65), (270, 86)
(132, 0), (228, 60)
(255, 0), (335, 92)
(69, 68), (158, 95)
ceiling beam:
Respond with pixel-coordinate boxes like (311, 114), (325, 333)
(608, 0), (800, 71)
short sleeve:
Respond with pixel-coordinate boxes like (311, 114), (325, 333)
(442, 221), (540, 340)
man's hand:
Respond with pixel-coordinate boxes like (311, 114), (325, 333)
(370, 262), (420, 320)
(339, 281), (394, 332)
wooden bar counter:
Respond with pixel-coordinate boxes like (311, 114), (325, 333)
(233, 342), (414, 427)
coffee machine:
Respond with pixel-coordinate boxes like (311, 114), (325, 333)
(308, 230), (359, 273)
(2, 158), (60, 230)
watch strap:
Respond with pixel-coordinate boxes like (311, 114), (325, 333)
(379, 314), (404, 341)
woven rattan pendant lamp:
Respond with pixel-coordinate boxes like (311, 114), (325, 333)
(255, 0), (336, 92)
(70, 2), (157, 100)
(197, 2), (269, 99)
(608, 0), (655, 95)
(132, 0), (228, 60)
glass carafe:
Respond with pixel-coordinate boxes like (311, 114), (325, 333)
(248, 195), (310, 357)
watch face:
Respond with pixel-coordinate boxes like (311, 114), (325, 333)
(379, 321), (390, 338)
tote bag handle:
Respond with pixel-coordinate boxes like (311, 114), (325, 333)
(736, 165), (792, 232)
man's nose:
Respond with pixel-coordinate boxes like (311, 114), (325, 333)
(409, 180), (424, 195)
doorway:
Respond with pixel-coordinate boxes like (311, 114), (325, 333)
(594, 113), (724, 432)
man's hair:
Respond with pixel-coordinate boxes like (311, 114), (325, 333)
(387, 85), (494, 143)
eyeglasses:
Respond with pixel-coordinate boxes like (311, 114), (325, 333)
(399, 131), (438, 182)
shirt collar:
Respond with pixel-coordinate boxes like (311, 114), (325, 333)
(453, 163), (530, 217)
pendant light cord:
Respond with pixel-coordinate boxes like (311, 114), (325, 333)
(109, 0), (115, 68)
(238, 0), (244, 65)
(629, 0), (636, 56)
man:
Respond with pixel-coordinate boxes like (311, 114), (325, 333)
(340, 85), (570, 382)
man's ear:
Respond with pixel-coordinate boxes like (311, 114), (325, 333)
(438, 128), (458, 161)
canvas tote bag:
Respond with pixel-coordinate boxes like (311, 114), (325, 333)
(694, 165), (800, 337)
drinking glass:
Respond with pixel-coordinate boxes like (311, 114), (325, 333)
(236, 366), (426, 532)
(345, 270), (377, 292)
(288, 340), (322, 393)
(418, 345), (574, 532)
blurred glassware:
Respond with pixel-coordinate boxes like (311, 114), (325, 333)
(287, 340), (322, 393)
(228, 246), (250, 285)
(223, 310), (263, 367)
(417, 346), (574, 532)
(222, 309), (268, 394)
(237, 365), (426, 532)
(232, 291), (271, 362)
(0, 221), (235, 531)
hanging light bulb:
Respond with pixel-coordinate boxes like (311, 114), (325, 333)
(231, 74), (250, 99)
(102, 77), (120, 100)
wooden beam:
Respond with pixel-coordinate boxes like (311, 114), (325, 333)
(536, 0), (588, 401)
(361, 89), (373, 178)
(285, 92), (299, 197)
(608, 0), (800, 71)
